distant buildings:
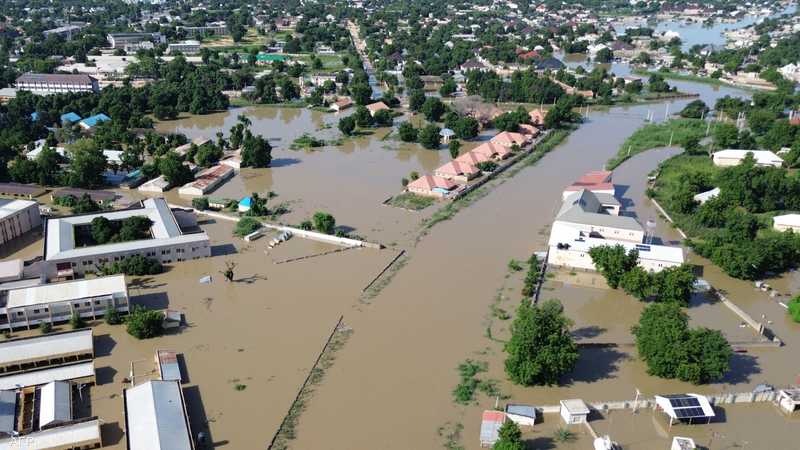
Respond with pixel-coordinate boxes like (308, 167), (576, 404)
(15, 73), (99, 95)
(78, 113), (111, 130)
(712, 149), (783, 167)
(43, 24), (88, 40)
(0, 199), (42, 247)
(548, 171), (685, 272)
(178, 21), (228, 37)
(124, 380), (195, 450)
(43, 198), (211, 280)
(366, 101), (390, 116)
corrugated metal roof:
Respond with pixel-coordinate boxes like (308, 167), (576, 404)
(0, 329), (93, 367)
(125, 380), (193, 450)
(6, 275), (126, 309)
(505, 404), (536, 418)
(0, 418), (100, 449)
(16, 73), (96, 85)
(157, 350), (182, 382)
(39, 381), (72, 428)
(0, 390), (15, 435)
(0, 362), (95, 390)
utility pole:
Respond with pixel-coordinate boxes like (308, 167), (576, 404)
(664, 103), (670, 121)
(633, 388), (641, 414)
(706, 120), (711, 136)
(668, 131), (674, 147)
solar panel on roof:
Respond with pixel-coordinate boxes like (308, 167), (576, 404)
(635, 244), (651, 252)
(668, 397), (701, 408)
(674, 407), (706, 419)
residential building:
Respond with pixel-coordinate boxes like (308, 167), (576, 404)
(178, 164), (235, 196)
(772, 214), (800, 232)
(43, 198), (211, 279)
(138, 175), (171, 193)
(712, 149), (783, 167)
(434, 161), (479, 183)
(504, 404), (536, 427)
(548, 173), (685, 273)
(0, 88), (17, 104)
(52, 188), (116, 205)
(366, 101), (390, 116)
(528, 109), (546, 126)
(455, 149), (493, 166)
(472, 141), (512, 160)
(168, 40), (201, 55)
(332, 97), (353, 112)
(491, 131), (529, 148)
(0, 275), (129, 330)
(407, 175), (457, 198)
(60, 112), (81, 124)
(124, 380), (195, 450)
(0, 199), (42, 247)
(15, 73), (99, 95)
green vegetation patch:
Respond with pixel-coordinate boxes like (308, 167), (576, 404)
(387, 192), (436, 211)
(607, 118), (707, 169)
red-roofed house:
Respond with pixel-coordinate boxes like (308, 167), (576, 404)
(434, 161), (480, 183)
(491, 131), (530, 148)
(332, 97), (353, 112)
(518, 123), (540, 137)
(519, 50), (540, 60)
(529, 109), (546, 126)
(455, 149), (493, 166)
(562, 170), (617, 210)
(366, 101), (390, 116)
(407, 175), (456, 198)
(472, 142), (512, 160)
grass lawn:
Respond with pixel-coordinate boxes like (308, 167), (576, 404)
(387, 192), (436, 210)
(606, 118), (707, 169)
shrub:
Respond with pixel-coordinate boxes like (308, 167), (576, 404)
(69, 312), (86, 329)
(101, 255), (163, 276)
(234, 217), (262, 237)
(192, 197), (210, 211)
(126, 306), (164, 339)
(104, 308), (122, 325)
(789, 297), (800, 323)
(40, 322), (53, 334)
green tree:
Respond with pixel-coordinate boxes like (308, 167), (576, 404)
(421, 97), (446, 122)
(126, 306), (164, 339)
(353, 106), (374, 127)
(408, 90), (426, 112)
(454, 117), (479, 139)
(234, 217), (262, 236)
(246, 192), (268, 216)
(194, 143), (223, 167)
(91, 217), (117, 244)
(192, 197), (210, 211)
(398, 122), (418, 142)
(679, 328), (732, 384)
(653, 264), (696, 305)
(36, 145), (62, 185)
(338, 116), (356, 136)
(312, 211), (336, 234)
(588, 245), (639, 289)
(158, 151), (194, 186)
(680, 100), (709, 119)
(504, 300), (578, 386)
(439, 79), (457, 97)
(493, 421), (524, 450)
(418, 124), (442, 149)
(620, 266), (654, 300)
(73, 194), (102, 214)
(448, 139), (461, 159)
(350, 83), (373, 105)
(712, 123), (740, 148)
(240, 133), (272, 168)
(66, 139), (107, 188)
(373, 109), (394, 127)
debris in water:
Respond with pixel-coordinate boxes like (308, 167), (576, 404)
(199, 275), (212, 284)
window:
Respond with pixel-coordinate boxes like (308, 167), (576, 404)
(84, 302), (90, 307)
(94, 300), (101, 305)
(33, 309), (40, 314)
(74, 303), (80, 309)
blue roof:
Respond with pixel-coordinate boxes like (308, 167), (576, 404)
(60, 112), (81, 124)
(79, 113), (111, 128)
(505, 404), (536, 418)
(238, 197), (252, 207)
(30, 112), (40, 122)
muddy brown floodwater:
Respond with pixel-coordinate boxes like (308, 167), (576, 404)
(6, 79), (799, 450)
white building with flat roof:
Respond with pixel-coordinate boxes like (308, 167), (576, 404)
(0, 329), (94, 374)
(168, 40), (201, 55)
(39, 381), (72, 429)
(124, 380), (194, 450)
(712, 149), (783, 167)
(0, 361), (95, 390)
(0, 199), (41, 247)
(1, 275), (129, 330)
(43, 198), (210, 279)
(0, 418), (101, 450)
(772, 214), (800, 233)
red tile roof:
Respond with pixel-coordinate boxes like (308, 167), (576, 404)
(482, 410), (506, 423)
(435, 161), (479, 176)
(408, 175), (456, 191)
(455, 150), (492, 165)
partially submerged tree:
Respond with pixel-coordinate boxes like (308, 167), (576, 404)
(504, 299), (578, 386)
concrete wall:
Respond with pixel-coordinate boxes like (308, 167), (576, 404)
(0, 202), (41, 246)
